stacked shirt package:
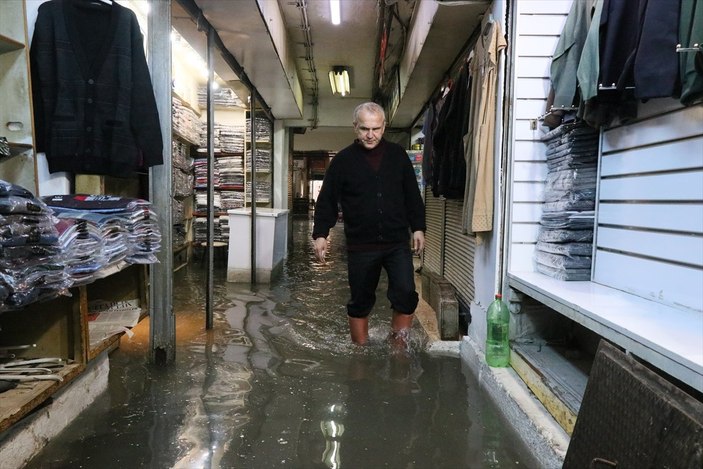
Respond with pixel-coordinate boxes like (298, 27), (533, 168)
(245, 147), (271, 173)
(43, 195), (162, 285)
(197, 86), (245, 109)
(193, 216), (228, 244)
(245, 180), (271, 204)
(172, 96), (201, 145)
(534, 123), (598, 281)
(1, 180), (70, 311)
(172, 139), (194, 199)
(245, 116), (272, 143)
(199, 124), (245, 154)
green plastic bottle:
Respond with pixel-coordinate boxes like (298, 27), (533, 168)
(486, 293), (510, 367)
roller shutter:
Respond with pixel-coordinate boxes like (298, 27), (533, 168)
(443, 199), (475, 305)
(423, 190), (444, 276)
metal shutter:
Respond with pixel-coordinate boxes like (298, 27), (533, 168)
(423, 190), (444, 276)
(443, 199), (475, 304)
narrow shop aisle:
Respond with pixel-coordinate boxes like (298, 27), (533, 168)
(24, 216), (536, 469)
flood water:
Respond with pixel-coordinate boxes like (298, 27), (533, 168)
(24, 216), (537, 468)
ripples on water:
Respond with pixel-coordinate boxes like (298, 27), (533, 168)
(23, 216), (535, 469)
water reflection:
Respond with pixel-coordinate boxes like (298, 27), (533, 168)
(23, 216), (536, 469)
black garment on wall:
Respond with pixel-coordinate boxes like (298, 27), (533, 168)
(431, 61), (471, 199)
(30, 0), (163, 178)
(633, 0), (681, 99)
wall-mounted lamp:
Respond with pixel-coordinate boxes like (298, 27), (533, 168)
(329, 67), (350, 97)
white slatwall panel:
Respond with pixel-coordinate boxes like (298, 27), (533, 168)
(508, 1), (572, 273)
(593, 252), (703, 312)
(594, 103), (703, 312)
(599, 203), (703, 233)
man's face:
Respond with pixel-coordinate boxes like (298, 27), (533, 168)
(354, 110), (385, 150)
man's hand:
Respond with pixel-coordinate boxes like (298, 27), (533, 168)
(313, 237), (328, 263)
(412, 230), (425, 255)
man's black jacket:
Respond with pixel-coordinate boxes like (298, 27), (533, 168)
(312, 140), (426, 246)
(30, 0), (163, 177)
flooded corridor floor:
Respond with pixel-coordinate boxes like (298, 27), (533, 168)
(24, 216), (537, 468)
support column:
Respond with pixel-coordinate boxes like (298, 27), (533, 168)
(147, 0), (175, 364)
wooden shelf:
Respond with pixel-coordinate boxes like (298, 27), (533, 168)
(0, 362), (84, 434)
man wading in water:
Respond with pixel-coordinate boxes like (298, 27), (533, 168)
(312, 102), (426, 347)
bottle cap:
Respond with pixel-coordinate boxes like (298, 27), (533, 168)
(495, 293), (502, 299)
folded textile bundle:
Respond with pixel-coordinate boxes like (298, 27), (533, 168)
(535, 123), (599, 281)
(1, 180), (70, 311)
(43, 195), (161, 267)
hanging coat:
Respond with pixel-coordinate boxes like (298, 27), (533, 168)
(634, 0), (681, 99)
(680, 0), (703, 104)
(463, 18), (506, 238)
(432, 62), (471, 199)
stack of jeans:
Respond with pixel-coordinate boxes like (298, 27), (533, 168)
(534, 123), (599, 281)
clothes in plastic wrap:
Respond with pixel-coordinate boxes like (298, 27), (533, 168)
(43, 194), (161, 267)
(534, 123), (598, 281)
(1, 180), (70, 311)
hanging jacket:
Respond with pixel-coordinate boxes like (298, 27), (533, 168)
(550, 0), (596, 110)
(680, 0), (703, 105)
(432, 61), (471, 199)
(634, 0), (682, 99)
(30, 0), (163, 178)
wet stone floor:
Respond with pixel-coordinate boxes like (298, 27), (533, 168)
(25, 216), (537, 468)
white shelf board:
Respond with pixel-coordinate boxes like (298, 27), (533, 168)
(508, 270), (703, 393)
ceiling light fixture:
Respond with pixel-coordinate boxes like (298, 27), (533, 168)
(330, 0), (341, 25)
(329, 67), (350, 96)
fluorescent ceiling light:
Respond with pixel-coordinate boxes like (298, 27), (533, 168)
(330, 0), (341, 25)
(329, 67), (350, 97)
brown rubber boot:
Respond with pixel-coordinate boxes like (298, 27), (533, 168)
(348, 316), (369, 345)
(389, 311), (414, 350)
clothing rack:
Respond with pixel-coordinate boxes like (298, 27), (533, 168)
(676, 43), (701, 53)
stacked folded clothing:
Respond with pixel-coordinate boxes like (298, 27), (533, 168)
(53, 214), (110, 285)
(172, 96), (201, 144)
(193, 158), (220, 189)
(218, 155), (244, 189)
(1, 180), (70, 311)
(43, 195), (161, 269)
(246, 116), (272, 143)
(173, 167), (194, 198)
(245, 147), (271, 173)
(218, 215), (229, 243)
(197, 86), (245, 109)
(535, 123), (599, 281)
(220, 190), (244, 210)
(194, 191), (222, 213)
(193, 216), (228, 244)
(199, 123), (245, 154)
(246, 180), (271, 203)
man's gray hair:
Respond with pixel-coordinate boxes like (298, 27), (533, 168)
(353, 102), (386, 124)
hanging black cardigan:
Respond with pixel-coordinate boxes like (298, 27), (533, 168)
(30, 0), (163, 177)
(312, 140), (426, 247)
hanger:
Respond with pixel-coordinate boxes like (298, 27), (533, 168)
(482, 13), (494, 36)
